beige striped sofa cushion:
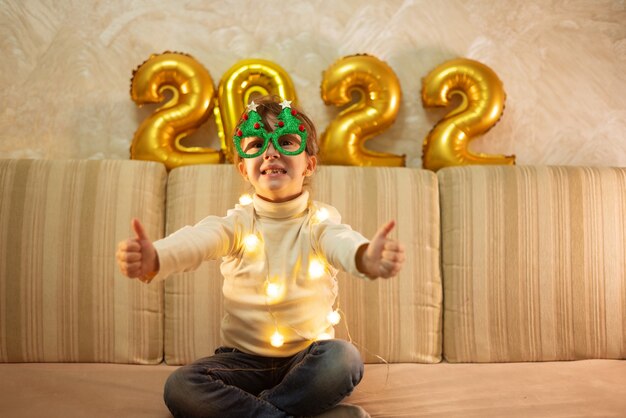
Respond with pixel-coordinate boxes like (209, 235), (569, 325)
(0, 159), (166, 364)
(439, 165), (626, 362)
(163, 165), (442, 364)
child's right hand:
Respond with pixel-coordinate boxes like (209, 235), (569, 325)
(116, 218), (159, 282)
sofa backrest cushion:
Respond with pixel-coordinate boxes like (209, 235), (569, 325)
(439, 165), (626, 362)
(0, 160), (166, 364)
(163, 165), (442, 364)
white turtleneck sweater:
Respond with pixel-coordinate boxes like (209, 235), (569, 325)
(152, 191), (370, 357)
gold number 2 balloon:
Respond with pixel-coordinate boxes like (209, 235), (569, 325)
(421, 58), (515, 171)
(215, 59), (297, 162)
(319, 54), (405, 166)
(130, 51), (223, 170)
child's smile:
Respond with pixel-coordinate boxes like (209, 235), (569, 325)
(261, 165), (287, 176)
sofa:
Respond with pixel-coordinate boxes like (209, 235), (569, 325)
(0, 159), (624, 418)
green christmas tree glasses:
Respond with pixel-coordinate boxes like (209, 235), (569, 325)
(233, 100), (308, 159)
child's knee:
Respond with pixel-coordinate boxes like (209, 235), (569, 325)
(163, 366), (200, 416)
(339, 341), (364, 384)
(318, 340), (364, 385)
(163, 368), (184, 404)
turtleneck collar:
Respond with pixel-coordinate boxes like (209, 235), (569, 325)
(253, 191), (309, 219)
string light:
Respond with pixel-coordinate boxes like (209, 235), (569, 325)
(317, 333), (332, 341)
(314, 207), (329, 222)
(240, 206), (338, 349)
(327, 310), (341, 325)
(239, 194), (253, 205)
(266, 282), (281, 298)
(244, 234), (260, 252)
(308, 258), (325, 279)
(270, 329), (284, 347)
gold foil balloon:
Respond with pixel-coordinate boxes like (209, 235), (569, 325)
(421, 58), (515, 171)
(215, 59), (297, 162)
(319, 54), (404, 166)
(130, 52), (223, 170)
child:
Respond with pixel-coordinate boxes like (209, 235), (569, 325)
(116, 95), (405, 418)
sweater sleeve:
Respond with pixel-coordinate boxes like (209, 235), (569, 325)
(312, 204), (372, 280)
(150, 209), (241, 282)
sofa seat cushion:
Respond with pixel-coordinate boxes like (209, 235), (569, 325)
(438, 166), (626, 362)
(348, 360), (626, 417)
(162, 165), (442, 364)
(1, 360), (624, 417)
(0, 363), (174, 418)
(0, 159), (166, 363)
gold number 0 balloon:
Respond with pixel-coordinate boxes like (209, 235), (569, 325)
(421, 58), (515, 171)
(215, 59), (297, 162)
(319, 54), (405, 166)
(130, 52), (222, 170)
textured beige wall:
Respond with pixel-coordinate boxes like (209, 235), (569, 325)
(0, 0), (624, 167)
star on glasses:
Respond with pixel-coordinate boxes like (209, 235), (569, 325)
(247, 101), (259, 112)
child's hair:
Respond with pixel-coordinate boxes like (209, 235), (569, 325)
(231, 95), (319, 166)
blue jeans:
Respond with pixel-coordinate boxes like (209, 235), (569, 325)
(163, 339), (364, 418)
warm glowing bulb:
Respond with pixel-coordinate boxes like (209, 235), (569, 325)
(308, 258), (325, 279)
(239, 194), (253, 205)
(270, 330), (284, 347)
(244, 234), (260, 252)
(266, 283), (281, 298)
(317, 333), (332, 341)
(315, 208), (329, 222)
(327, 310), (341, 325)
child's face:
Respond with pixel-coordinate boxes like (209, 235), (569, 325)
(237, 132), (316, 203)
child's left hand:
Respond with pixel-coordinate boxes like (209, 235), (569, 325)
(356, 220), (406, 279)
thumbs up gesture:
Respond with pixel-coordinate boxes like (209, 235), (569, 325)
(356, 220), (405, 279)
(116, 218), (159, 283)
